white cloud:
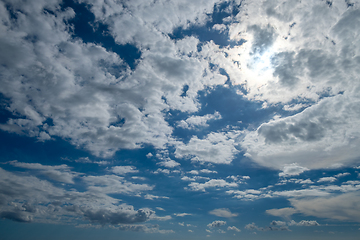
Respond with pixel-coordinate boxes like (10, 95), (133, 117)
(188, 179), (238, 192)
(144, 194), (169, 200)
(227, 226), (241, 232)
(111, 166), (139, 175)
(153, 169), (171, 175)
(288, 220), (320, 227)
(225, 1), (360, 171)
(83, 175), (153, 195)
(200, 169), (218, 174)
(209, 208), (238, 218)
(245, 222), (289, 232)
(177, 111), (221, 129)
(279, 163), (309, 177)
(335, 172), (351, 178)
(270, 220), (286, 226)
(266, 208), (299, 219)
(318, 177), (337, 183)
(157, 159), (181, 168)
(174, 213), (192, 217)
(207, 220), (226, 228)
(0, 0), (230, 159)
(188, 170), (199, 175)
(0, 167), (170, 229)
(289, 192), (360, 222)
(7, 160), (78, 184)
(175, 131), (241, 164)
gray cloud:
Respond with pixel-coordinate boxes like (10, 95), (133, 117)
(207, 220), (226, 228)
(209, 208), (238, 218)
(83, 208), (153, 225)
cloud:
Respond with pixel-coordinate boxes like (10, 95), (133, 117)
(0, 0), (229, 159)
(83, 175), (153, 195)
(175, 131), (241, 164)
(7, 160), (77, 184)
(288, 220), (320, 227)
(279, 163), (309, 177)
(200, 169), (218, 174)
(188, 179), (238, 192)
(207, 220), (226, 228)
(226, 1), (360, 171)
(227, 226), (241, 232)
(334, 172), (351, 178)
(174, 213), (192, 217)
(111, 166), (139, 175)
(289, 192), (360, 222)
(209, 208), (238, 218)
(144, 194), (169, 200)
(157, 159), (181, 168)
(270, 220), (286, 226)
(266, 208), (299, 219)
(317, 177), (337, 183)
(83, 208), (153, 225)
(0, 167), (173, 231)
(177, 111), (222, 129)
(245, 222), (290, 231)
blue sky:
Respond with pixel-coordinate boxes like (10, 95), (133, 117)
(0, 0), (360, 239)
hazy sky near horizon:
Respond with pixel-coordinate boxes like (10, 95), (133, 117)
(1, 0), (360, 239)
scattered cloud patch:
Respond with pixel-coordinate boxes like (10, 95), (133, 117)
(209, 208), (238, 218)
(207, 220), (226, 228)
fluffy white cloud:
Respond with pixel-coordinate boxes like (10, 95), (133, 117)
(0, 167), (169, 228)
(279, 163), (309, 177)
(221, 1), (360, 170)
(7, 160), (78, 184)
(188, 179), (238, 192)
(157, 159), (181, 168)
(209, 208), (238, 218)
(177, 111), (221, 129)
(83, 175), (153, 195)
(288, 192), (360, 222)
(111, 166), (139, 175)
(0, 0), (230, 160)
(207, 220), (226, 228)
(174, 213), (192, 217)
(227, 226), (241, 232)
(288, 220), (320, 226)
(245, 222), (289, 231)
(317, 177), (337, 183)
(175, 131), (241, 164)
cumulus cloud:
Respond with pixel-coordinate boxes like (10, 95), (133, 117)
(207, 220), (226, 228)
(209, 208), (238, 218)
(0, 167), (173, 230)
(225, 1), (360, 170)
(227, 226), (241, 232)
(177, 111), (222, 129)
(279, 163), (309, 177)
(245, 222), (289, 232)
(7, 160), (78, 184)
(0, 0), (229, 160)
(188, 179), (238, 192)
(288, 220), (320, 227)
(317, 177), (337, 183)
(111, 166), (139, 175)
(175, 131), (241, 164)
(289, 192), (360, 222)
(174, 213), (192, 217)
(157, 159), (181, 168)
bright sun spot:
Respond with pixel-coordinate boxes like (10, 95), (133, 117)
(247, 49), (274, 76)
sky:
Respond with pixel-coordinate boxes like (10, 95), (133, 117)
(0, 0), (360, 239)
